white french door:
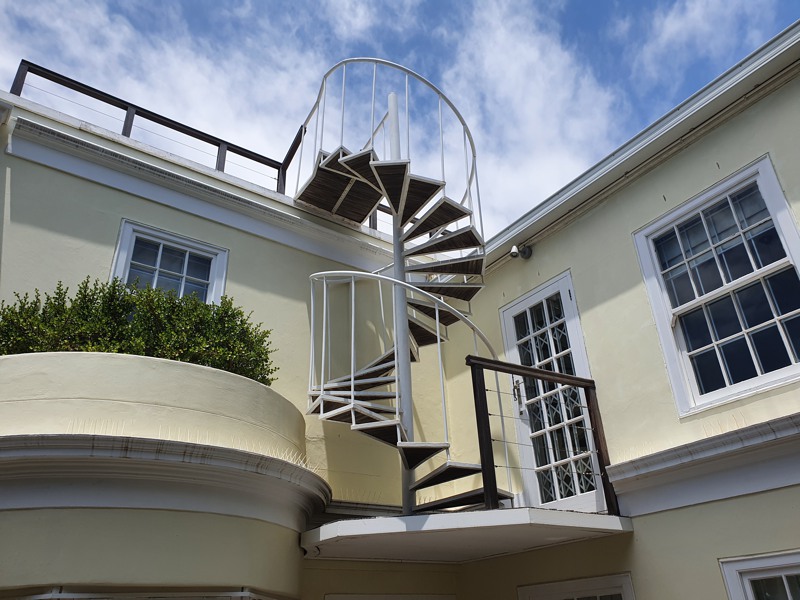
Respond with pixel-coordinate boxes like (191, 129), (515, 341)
(501, 272), (604, 511)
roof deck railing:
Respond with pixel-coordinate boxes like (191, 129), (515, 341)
(9, 60), (303, 194)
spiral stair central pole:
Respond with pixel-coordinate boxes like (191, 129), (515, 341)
(388, 91), (415, 514)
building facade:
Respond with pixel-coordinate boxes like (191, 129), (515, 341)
(1, 22), (800, 600)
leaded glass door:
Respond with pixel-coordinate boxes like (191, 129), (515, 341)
(501, 273), (604, 512)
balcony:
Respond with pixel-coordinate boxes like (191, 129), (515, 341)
(301, 354), (632, 562)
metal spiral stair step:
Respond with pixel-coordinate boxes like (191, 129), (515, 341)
(397, 441), (450, 469)
(331, 179), (384, 223)
(327, 359), (396, 383)
(319, 145), (353, 176)
(371, 160), (409, 213)
(338, 148), (382, 192)
(323, 375), (396, 391)
(406, 256), (484, 276)
(319, 390), (398, 400)
(307, 394), (396, 417)
(318, 402), (396, 425)
(404, 225), (483, 257)
(401, 196), (472, 242)
(400, 175), (444, 226)
(413, 488), (514, 513)
(351, 419), (407, 447)
(295, 162), (354, 213)
(407, 299), (461, 327)
(409, 461), (482, 491)
(414, 283), (484, 302)
(407, 314), (447, 348)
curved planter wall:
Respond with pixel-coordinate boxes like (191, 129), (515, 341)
(0, 353), (330, 599)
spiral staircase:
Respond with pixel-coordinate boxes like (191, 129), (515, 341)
(295, 59), (510, 514)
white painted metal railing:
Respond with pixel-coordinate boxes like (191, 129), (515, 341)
(308, 270), (511, 485)
(291, 58), (485, 243)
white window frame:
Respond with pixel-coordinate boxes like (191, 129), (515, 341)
(721, 549), (800, 600)
(500, 271), (603, 512)
(634, 156), (800, 416)
(111, 220), (228, 303)
(518, 573), (635, 600)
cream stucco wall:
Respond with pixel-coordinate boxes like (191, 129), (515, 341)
(0, 352), (306, 458)
(451, 72), (800, 468)
(0, 110), (404, 504)
(453, 484), (800, 600)
(0, 508), (302, 597)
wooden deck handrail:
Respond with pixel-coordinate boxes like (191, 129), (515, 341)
(10, 60), (295, 193)
(465, 354), (619, 516)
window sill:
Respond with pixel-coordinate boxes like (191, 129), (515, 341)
(677, 365), (800, 417)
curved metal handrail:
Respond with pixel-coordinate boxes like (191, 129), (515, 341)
(298, 58), (481, 215)
(309, 270), (498, 360)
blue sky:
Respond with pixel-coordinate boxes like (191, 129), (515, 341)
(1, 0), (797, 236)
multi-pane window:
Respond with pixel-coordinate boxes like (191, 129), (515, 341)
(127, 237), (214, 301)
(503, 274), (599, 509)
(653, 183), (800, 395)
(112, 221), (228, 303)
(636, 158), (800, 413)
(749, 574), (800, 599)
(721, 550), (800, 600)
(513, 293), (595, 503)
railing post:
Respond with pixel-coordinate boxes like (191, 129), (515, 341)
(468, 360), (499, 510)
(121, 106), (136, 137)
(585, 386), (620, 516)
(10, 62), (29, 96)
(216, 143), (228, 172)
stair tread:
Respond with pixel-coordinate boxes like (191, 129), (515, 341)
(328, 361), (396, 383)
(313, 394), (397, 413)
(371, 160), (409, 213)
(407, 314), (446, 348)
(407, 299), (461, 327)
(319, 146), (353, 176)
(339, 148), (382, 191)
(414, 488), (513, 513)
(406, 256), (484, 276)
(397, 441), (450, 469)
(323, 375), (396, 391)
(296, 165), (353, 213)
(401, 175), (444, 226)
(404, 225), (483, 257)
(401, 196), (472, 242)
(410, 461), (482, 491)
(352, 418), (407, 447)
(320, 390), (397, 399)
(414, 283), (483, 302)
(332, 179), (384, 224)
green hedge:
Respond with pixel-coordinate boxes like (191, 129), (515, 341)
(0, 278), (277, 385)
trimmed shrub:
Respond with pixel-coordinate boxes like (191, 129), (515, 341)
(0, 278), (277, 385)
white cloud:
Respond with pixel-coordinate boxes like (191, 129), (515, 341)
(633, 0), (777, 98)
(0, 0), (626, 236)
(439, 1), (626, 236)
(0, 0), (328, 184)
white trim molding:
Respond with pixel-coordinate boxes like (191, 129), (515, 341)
(111, 219), (229, 302)
(6, 117), (392, 271)
(634, 156), (800, 416)
(0, 434), (331, 532)
(721, 549), (800, 600)
(518, 573), (635, 600)
(607, 413), (800, 516)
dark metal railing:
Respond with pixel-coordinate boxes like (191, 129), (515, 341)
(10, 60), (304, 194)
(465, 354), (619, 515)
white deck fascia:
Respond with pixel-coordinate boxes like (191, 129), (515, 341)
(301, 507), (632, 563)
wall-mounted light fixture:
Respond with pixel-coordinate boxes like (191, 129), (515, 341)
(510, 244), (532, 260)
